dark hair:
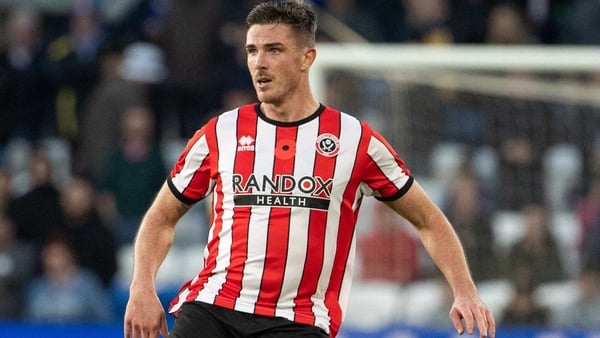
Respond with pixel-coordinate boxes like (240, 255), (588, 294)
(246, 1), (317, 47)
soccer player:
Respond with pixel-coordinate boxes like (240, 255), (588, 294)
(123, 1), (496, 337)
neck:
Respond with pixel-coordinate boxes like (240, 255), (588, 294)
(261, 89), (320, 123)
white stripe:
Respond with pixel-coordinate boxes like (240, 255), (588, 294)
(169, 287), (191, 314)
(235, 119), (276, 313)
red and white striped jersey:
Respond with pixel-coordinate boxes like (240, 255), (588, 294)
(167, 103), (413, 336)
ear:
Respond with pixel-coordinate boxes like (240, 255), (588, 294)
(300, 47), (317, 71)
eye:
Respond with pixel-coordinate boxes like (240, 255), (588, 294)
(269, 47), (281, 54)
(246, 47), (257, 56)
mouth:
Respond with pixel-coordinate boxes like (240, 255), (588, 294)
(256, 75), (272, 88)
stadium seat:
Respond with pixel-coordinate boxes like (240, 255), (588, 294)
(471, 145), (498, 190)
(180, 244), (206, 280)
(343, 281), (404, 330)
(40, 137), (72, 187)
(543, 144), (582, 211)
(160, 139), (186, 169)
(550, 212), (581, 278)
(490, 210), (525, 258)
(477, 279), (515, 322)
(533, 280), (579, 320)
(430, 142), (468, 196)
(402, 279), (446, 326)
(173, 200), (210, 247)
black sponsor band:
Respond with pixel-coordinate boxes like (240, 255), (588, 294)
(234, 194), (330, 210)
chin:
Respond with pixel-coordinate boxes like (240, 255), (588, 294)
(257, 94), (278, 105)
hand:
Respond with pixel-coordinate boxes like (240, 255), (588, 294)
(124, 288), (169, 338)
(449, 295), (495, 337)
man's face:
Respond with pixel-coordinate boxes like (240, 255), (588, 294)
(245, 23), (307, 105)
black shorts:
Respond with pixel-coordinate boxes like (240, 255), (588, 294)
(169, 302), (329, 338)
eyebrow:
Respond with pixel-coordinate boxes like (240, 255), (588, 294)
(245, 42), (286, 49)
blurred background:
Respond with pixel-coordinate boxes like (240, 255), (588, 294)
(0, 0), (599, 337)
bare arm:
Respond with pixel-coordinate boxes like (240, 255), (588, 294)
(385, 180), (495, 337)
(124, 182), (192, 338)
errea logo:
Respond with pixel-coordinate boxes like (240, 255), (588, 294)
(238, 135), (255, 152)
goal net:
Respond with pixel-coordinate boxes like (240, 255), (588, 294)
(312, 45), (600, 329)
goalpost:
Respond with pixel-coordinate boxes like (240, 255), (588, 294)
(311, 44), (600, 101)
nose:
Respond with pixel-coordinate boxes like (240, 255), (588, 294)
(251, 50), (267, 70)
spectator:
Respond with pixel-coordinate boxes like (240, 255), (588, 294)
(358, 201), (420, 284)
(45, 0), (106, 142)
(0, 5), (50, 144)
(96, 105), (166, 247)
(361, 0), (408, 42)
(485, 3), (537, 44)
(0, 215), (34, 319)
(443, 167), (498, 282)
(26, 234), (114, 322)
(6, 151), (62, 249)
(402, 0), (453, 44)
(500, 264), (549, 327)
(440, 91), (487, 149)
(504, 203), (565, 287)
(0, 169), (14, 216)
(323, 0), (384, 42)
(486, 90), (550, 210)
(576, 176), (600, 268)
(160, 1), (232, 138)
(448, 0), (493, 43)
(482, 5), (548, 210)
(557, 0), (600, 45)
(59, 176), (117, 287)
(74, 40), (165, 181)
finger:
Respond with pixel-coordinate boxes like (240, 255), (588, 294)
(449, 308), (465, 335)
(134, 326), (143, 338)
(472, 307), (488, 337)
(485, 309), (496, 338)
(461, 307), (475, 334)
(124, 322), (130, 338)
(125, 324), (139, 338)
(476, 316), (488, 337)
(126, 322), (139, 338)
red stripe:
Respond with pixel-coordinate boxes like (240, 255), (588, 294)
(214, 105), (258, 309)
(254, 125), (297, 317)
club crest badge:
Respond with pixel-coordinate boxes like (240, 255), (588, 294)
(315, 133), (340, 157)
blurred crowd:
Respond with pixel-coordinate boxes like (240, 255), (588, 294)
(0, 0), (599, 330)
